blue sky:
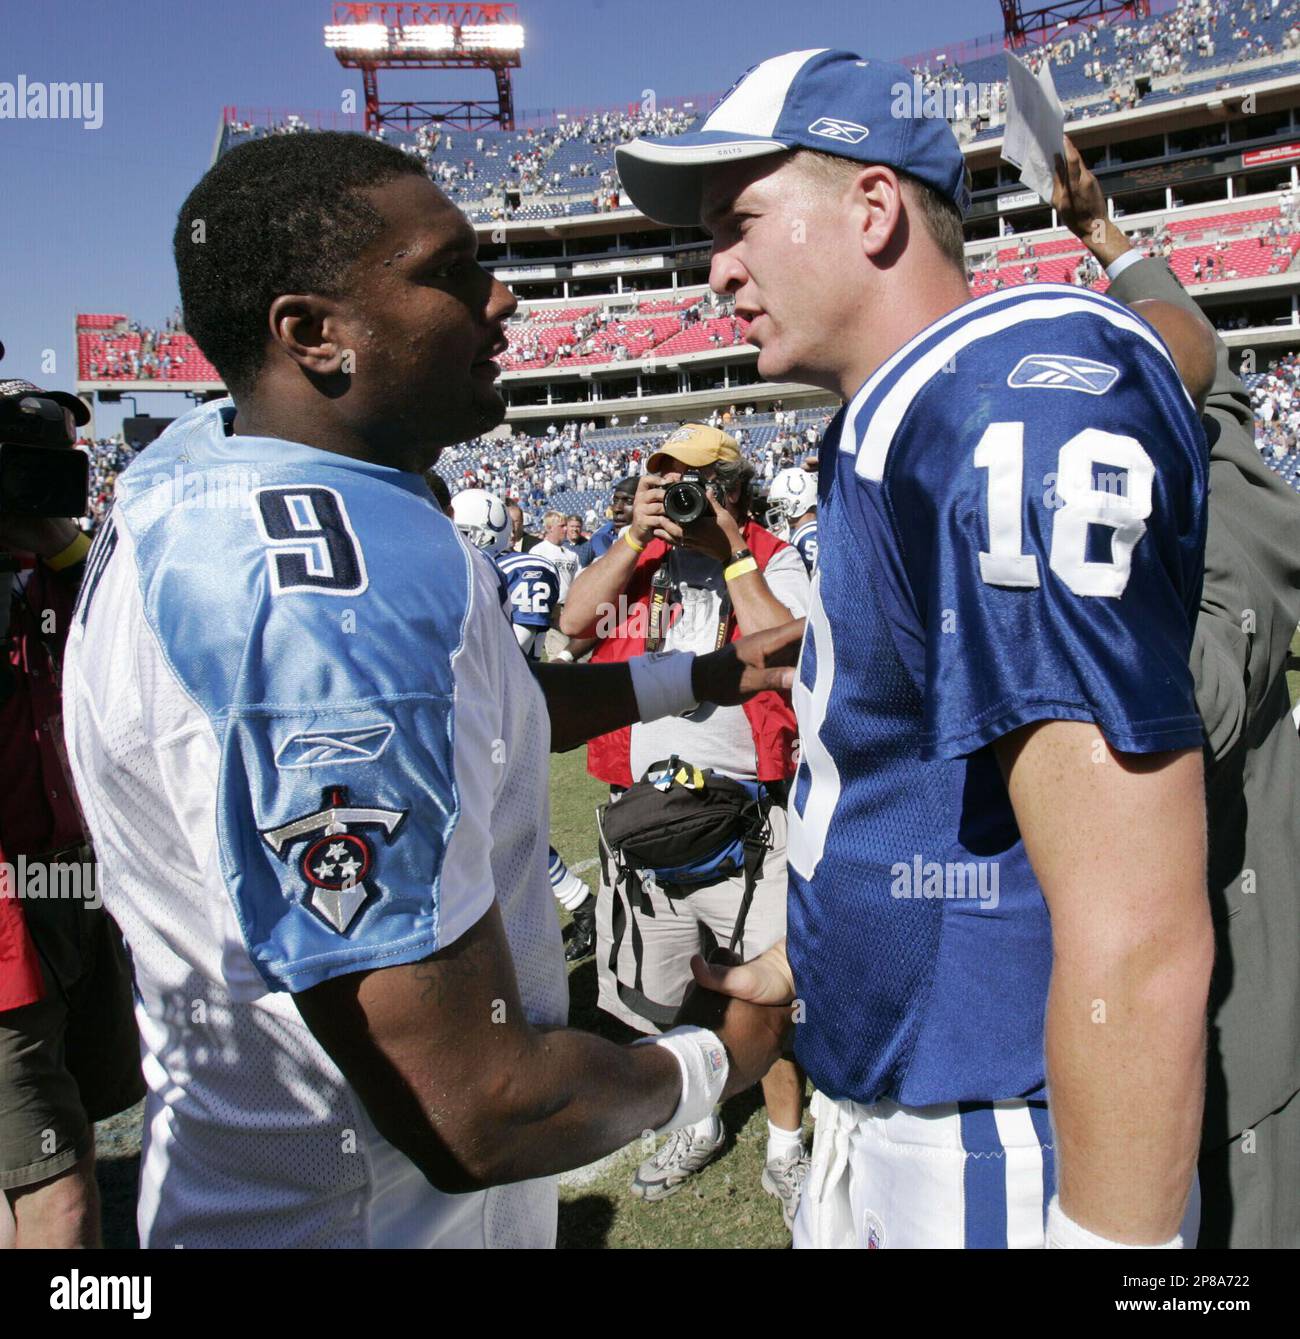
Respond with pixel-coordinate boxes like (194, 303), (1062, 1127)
(1, 0), (1006, 432)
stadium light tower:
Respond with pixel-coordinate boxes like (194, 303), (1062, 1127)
(999, 0), (1150, 48)
(325, 2), (524, 133)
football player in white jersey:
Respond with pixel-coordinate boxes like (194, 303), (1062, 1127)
(765, 467), (818, 574)
(451, 487), (596, 962)
(61, 131), (799, 1249)
(619, 50), (1215, 1250)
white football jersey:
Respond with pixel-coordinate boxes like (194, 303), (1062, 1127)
(62, 400), (567, 1248)
(530, 539), (579, 603)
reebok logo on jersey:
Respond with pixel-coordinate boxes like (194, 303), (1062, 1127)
(1007, 354), (1120, 395)
(275, 723), (395, 770)
(807, 116), (870, 144)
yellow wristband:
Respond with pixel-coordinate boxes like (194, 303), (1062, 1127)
(724, 556), (758, 582)
(44, 531), (91, 571)
(623, 530), (646, 554)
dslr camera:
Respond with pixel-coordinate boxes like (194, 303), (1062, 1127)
(662, 471), (725, 526)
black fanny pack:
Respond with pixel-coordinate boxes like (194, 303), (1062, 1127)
(596, 757), (776, 1028)
(599, 758), (767, 886)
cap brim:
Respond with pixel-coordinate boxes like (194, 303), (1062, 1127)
(47, 391), (91, 427)
(616, 132), (789, 225)
(647, 442), (740, 473)
(0, 381), (90, 427)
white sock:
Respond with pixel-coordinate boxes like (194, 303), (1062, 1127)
(690, 1112), (722, 1143)
(766, 1120), (804, 1163)
(548, 850), (590, 912)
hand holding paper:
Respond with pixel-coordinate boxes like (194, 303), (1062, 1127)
(1002, 51), (1066, 205)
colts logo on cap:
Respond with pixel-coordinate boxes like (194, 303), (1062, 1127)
(808, 117), (870, 144)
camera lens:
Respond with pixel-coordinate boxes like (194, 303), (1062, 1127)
(663, 480), (707, 525)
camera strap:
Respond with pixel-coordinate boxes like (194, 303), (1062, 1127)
(644, 548), (733, 655)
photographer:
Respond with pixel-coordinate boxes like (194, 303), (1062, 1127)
(0, 380), (142, 1247)
(561, 423), (811, 1227)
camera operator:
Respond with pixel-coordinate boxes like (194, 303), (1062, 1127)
(561, 423), (811, 1228)
(0, 379), (142, 1248)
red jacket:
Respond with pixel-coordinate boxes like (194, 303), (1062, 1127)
(586, 521), (799, 788)
(0, 556), (85, 1011)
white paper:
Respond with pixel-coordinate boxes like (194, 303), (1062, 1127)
(1001, 52), (1065, 205)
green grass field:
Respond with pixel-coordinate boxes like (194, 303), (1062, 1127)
(547, 746), (798, 1249)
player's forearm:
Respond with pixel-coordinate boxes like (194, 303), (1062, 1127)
(1077, 217), (1133, 269)
(559, 538), (639, 637)
(726, 570), (799, 637)
(1045, 902), (1213, 1244)
(449, 1027), (684, 1188)
(533, 660), (640, 750)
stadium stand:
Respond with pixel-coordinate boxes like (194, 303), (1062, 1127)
(215, 2), (1300, 223)
(76, 1), (1300, 519)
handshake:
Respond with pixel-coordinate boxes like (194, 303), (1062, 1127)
(674, 939), (798, 1101)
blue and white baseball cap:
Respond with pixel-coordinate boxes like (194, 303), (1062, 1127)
(616, 49), (970, 226)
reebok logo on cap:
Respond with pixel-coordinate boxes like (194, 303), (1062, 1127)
(808, 117), (870, 144)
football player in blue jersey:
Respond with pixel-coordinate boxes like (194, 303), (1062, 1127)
(619, 50), (1216, 1249)
(580, 476), (639, 565)
(60, 130), (801, 1248)
(452, 486), (598, 962)
(766, 467), (819, 574)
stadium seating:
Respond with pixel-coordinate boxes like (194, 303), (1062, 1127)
(217, 3), (1300, 224)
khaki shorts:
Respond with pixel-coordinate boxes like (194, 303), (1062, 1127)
(596, 804), (789, 1035)
(0, 894), (143, 1190)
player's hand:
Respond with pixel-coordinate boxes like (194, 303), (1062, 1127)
(691, 618), (804, 703)
(1052, 137), (1132, 267)
(676, 949), (791, 1099)
(691, 938), (796, 1007)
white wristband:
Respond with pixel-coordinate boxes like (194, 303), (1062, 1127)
(628, 650), (698, 722)
(1046, 1196), (1182, 1250)
(633, 1025), (729, 1133)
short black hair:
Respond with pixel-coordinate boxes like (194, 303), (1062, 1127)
(174, 132), (428, 397)
(613, 475), (639, 495)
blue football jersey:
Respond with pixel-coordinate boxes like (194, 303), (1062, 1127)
(787, 284), (1208, 1107)
(587, 520), (620, 560)
(790, 519), (819, 574)
(498, 550), (561, 636)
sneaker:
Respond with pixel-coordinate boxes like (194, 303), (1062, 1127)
(761, 1145), (810, 1231)
(563, 894), (597, 963)
(630, 1123), (726, 1202)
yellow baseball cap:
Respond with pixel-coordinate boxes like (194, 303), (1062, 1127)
(646, 422), (742, 475)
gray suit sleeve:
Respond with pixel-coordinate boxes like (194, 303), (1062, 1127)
(1108, 254), (1300, 758)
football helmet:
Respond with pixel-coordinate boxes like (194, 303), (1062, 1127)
(765, 468), (818, 538)
(451, 487), (511, 553)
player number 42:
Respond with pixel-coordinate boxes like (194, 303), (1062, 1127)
(974, 422), (1154, 598)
